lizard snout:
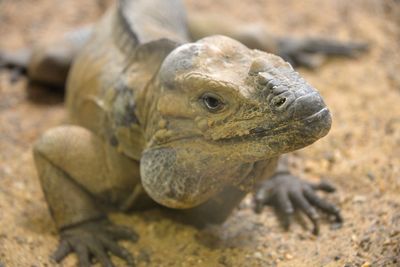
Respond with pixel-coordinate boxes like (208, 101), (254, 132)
(291, 91), (327, 120)
(260, 76), (327, 122)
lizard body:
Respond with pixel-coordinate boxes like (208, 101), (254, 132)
(5, 0), (365, 265)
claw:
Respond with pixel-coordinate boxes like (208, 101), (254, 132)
(254, 181), (274, 213)
(90, 243), (116, 267)
(106, 225), (139, 242)
(303, 186), (341, 223)
(276, 189), (294, 230)
(290, 191), (320, 235)
(51, 240), (71, 263)
(100, 236), (135, 266)
(254, 199), (265, 214)
(75, 244), (91, 267)
(309, 180), (336, 193)
(293, 53), (325, 69)
(318, 180), (336, 193)
(281, 211), (292, 231)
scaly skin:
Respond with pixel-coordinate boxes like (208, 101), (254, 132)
(27, 0), (351, 266)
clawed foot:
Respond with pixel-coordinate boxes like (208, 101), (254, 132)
(254, 172), (342, 235)
(278, 37), (369, 68)
(52, 218), (139, 267)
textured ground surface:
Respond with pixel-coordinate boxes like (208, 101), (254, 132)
(0, 0), (399, 266)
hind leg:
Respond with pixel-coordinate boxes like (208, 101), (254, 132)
(276, 37), (368, 68)
(187, 13), (368, 68)
(1, 25), (93, 87)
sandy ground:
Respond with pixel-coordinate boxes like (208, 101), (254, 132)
(0, 0), (399, 266)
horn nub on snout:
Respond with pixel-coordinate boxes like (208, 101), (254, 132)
(250, 70), (294, 115)
(248, 58), (270, 75)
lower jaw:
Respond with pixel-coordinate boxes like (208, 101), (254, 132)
(232, 108), (332, 161)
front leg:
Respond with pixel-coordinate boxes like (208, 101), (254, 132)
(33, 125), (140, 266)
(254, 156), (342, 235)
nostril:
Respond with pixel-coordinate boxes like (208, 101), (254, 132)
(275, 97), (286, 107)
(269, 92), (295, 112)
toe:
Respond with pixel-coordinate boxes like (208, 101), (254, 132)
(75, 244), (91, 267)
(52, 240), (72, 263)
(304, 187), (342, 223)
(290, 191), (320, 235)
(89, 244), (115, 267)
(106, 225), (139, 242)
(254, 185), (274, 213)
(294, 52), (325, 69)
(310, 180), (336, 193)
(100, 236), (135, 266)
(276, 189), (294, 230)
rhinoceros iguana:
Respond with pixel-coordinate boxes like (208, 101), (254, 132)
(1, 0), (368, 266)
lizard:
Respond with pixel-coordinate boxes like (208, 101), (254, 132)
(2, 0), (368, 266)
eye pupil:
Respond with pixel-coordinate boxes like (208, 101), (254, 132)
(204, 96), (220, 109)
(201, 93), (225, 112)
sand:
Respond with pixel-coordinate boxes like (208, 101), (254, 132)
(0, 0), (399, 266)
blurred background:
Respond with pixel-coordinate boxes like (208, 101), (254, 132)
(0, 0), (399, 266)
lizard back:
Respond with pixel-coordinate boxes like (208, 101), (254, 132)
(65, 0), (189, 160)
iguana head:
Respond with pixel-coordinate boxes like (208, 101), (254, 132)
(140, 35), (331, 208)
(152, 35), (331, 157)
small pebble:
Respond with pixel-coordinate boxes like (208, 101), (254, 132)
(253, 251), (263, 259)
(390, 230), (400, 237)
(218, 255), (230, 266)
(359, 237), (371, 251)
(383, 239), (394, 246)
(353, 195), (367, 203)
(137, 249), (151, 263)
(367, 172), (375, 181)
(284, 253), (293, 260)
(330, 222), (343, 230)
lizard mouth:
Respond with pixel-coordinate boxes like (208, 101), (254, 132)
(157, 107), (331, 148)
(248, 107), (331, 139)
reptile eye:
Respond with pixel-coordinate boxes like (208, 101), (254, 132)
(201, 93), (224, 112)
